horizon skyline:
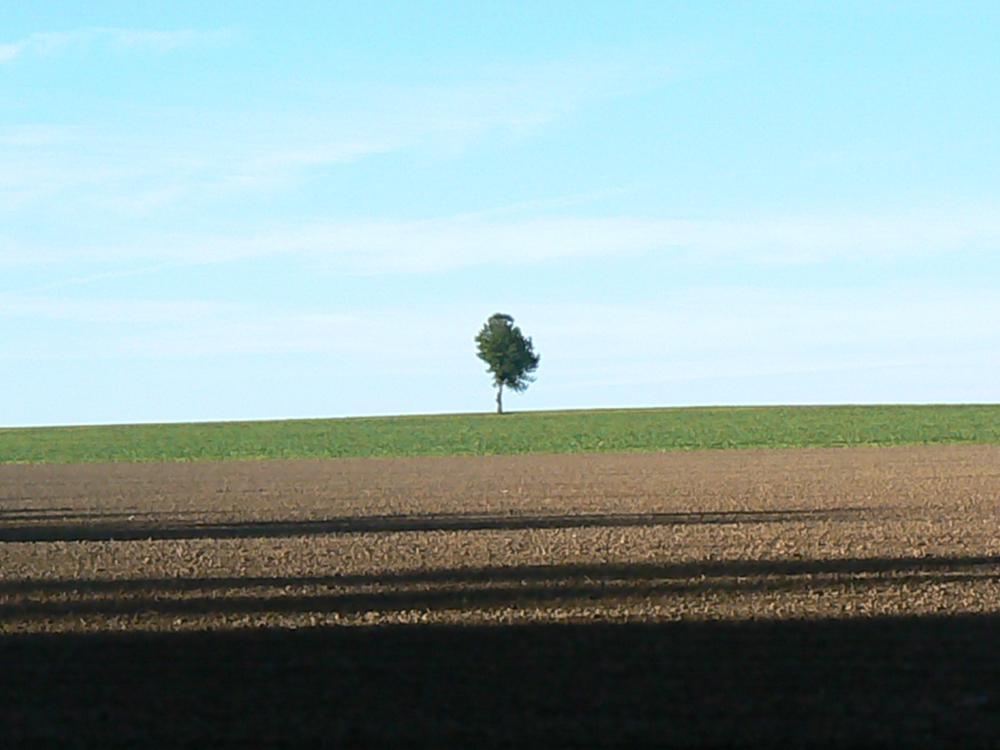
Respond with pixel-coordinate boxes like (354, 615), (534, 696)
(8, 399), (1000, 431)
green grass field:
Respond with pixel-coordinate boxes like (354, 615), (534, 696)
(2, 404), (999, 464)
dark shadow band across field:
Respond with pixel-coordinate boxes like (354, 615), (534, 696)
(3, 613), (1000, 746)
(6, 553), (997, 595)
(0, 507), (869, 542)
(2, 553), (998, 622)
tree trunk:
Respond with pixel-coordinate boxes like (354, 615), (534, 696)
(496, 384), (503, 414)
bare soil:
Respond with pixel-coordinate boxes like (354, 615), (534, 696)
(2, 445), (1000, 746)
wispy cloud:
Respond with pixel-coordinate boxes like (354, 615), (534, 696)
(0, 52), (679, 215)
(3, 282), (998, 366)
(0, 295), (447, 361)
(4, 204), (1000, 273)
(0, 124), (81, 147)
(0, 294), (234, 325)
(0, 133), (398, 214)
(108, 28), (230, 51)
(0, 41), (25, 63)
(358, 57), (679, 143)
(325, 206), (1000, 271)
(0, 26), (230, 64)
(1, 263), (184, 296)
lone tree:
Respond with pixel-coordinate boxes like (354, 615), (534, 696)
(475, 313), (540, 414)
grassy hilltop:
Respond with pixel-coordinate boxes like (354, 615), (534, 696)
(2, 404), (999, 464)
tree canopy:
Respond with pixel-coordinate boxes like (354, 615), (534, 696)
(475, 313), (540, 414)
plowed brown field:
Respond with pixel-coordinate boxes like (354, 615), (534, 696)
(3, 445), (1000, 746)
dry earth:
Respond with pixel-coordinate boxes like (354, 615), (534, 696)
(3, 445), (1000, 746)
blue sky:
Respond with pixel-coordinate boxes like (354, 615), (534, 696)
(2, 2), (999, 426)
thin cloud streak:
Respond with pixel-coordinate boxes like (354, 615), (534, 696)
(0, 55), (676, 214)
(0, 125), (82, 147)
(3, 284), (997, 361)
(0, 263), (186, 296)
(0, 295), (238, 325)
(4, 207), (998, 272)
(0, 41), (26, 63)
(0, 27), (231, 64)
(0, 136), (398, 214)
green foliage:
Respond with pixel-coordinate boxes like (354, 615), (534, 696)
(2, 405), (1000, 464)
(475, 313), (540, 412)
